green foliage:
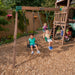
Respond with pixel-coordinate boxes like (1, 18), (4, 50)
(18, 21), (25, 32)
(0, 10), (7, 16)
(0, 26), (5, 31)
(16, 0), (44, 6)
(4, 28), (10, 32)
(0, 31), (38, 45)
(41, 0), (55, 7)
(18, 11), (25, 32)
(0, 17), (9, 25)
(13, 10), (29, 32)
(0, 0), (16, 9)
(12, 10), (16, 18)
(28, 31), (38, 34)
(71, 4), (75, 7)
(0, 26), (9, 31)
(0, 37), (13, 45)
(37, 27), (43, 31)
(25, 17), (29, 25)
(17, 33), (22, 39)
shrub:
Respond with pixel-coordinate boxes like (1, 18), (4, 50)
(0, 17), (9, 25)
(17, 33), (22, 39)
(18, 21), (25, 32)
(28, 31), (38, 34)
(12, 10), (16, 18)
(0, 10), (7, 16)
(18, 11), (25, 32)
(7, 35), (13, 39)
(37, 27), (43, 31)
(0, 26), (5, 31)
(13, 10), (29, 32)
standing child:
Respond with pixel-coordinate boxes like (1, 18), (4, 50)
(42, 23), (48, 38)
(67, 28), (72, 40)
(28, 34), (40, 54)
(45, 29), (53, 50)
(61, 28), (63, 40)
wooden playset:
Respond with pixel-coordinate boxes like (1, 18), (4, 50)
(53, 0), (75, 45)
(12, 0), (75, 68)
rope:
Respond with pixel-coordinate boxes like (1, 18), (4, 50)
(38, 11), (43, 28)
(45, 12), (50, 30)
(32, 11), (35, 33)
(22, 11), (26, 26)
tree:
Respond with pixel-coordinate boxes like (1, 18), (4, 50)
(15, 0), (44, 6)
(41, 0), (55, 7)
(0, 0), (5, 9)
(0, 0), (16, 9)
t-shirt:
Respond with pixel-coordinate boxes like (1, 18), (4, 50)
(43, 26), (47, 31)
(61, 30), (63, 36)
(29, 38), (36, 45)
(68, 31), (71, 36)
(45, 33), (50, 39)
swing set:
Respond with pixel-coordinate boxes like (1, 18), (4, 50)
(12, 6), (60, 68)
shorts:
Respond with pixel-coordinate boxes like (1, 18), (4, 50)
(30, 44), (36, 47)
(47, 39), (52, 42)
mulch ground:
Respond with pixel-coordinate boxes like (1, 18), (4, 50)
(0, 31), (75, 75)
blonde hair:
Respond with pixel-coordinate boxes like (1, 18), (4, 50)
(44, 23), (47, 26)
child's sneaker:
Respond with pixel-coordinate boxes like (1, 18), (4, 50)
(48, 46), (53, 50)
(37, 50), (40, 54)
(31, 51), (34, 54)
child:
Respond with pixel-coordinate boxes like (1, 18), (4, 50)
(42, 23), (48, 38)
(67, 29), (72, 40)
(45, 29), (53, 50)
(64, 33), (69, 42)
(61, 29), (63, 40)
(28, 34), (40, 54)
(66, 28), (72, 40)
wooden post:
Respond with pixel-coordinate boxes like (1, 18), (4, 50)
(13, 11), (18, 68)
(53, 0), (57, 41)
(62, 0), (70, 45)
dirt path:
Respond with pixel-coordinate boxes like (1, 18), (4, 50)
(0, 31), (75, 75)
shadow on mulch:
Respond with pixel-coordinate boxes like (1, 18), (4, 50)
(56, 44), (74, 53)
(15, 44), (51, 68)
(0, 46), (13, 65)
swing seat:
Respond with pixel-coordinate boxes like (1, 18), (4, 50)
(34, 16), (38, 19)
(42, 29), (45, 32)
(27, 44), (38, 48)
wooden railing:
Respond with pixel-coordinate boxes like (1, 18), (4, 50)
(54, 12), (67, 24)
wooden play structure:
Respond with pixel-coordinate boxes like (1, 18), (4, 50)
(53, 0), (75, 45)
(13, 0), (75, 68)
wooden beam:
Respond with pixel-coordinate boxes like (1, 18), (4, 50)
(13, 11), (18, 68)
(22, 6), (60, 11)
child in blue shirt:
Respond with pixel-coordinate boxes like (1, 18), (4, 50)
(28, 34), (40, 54)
